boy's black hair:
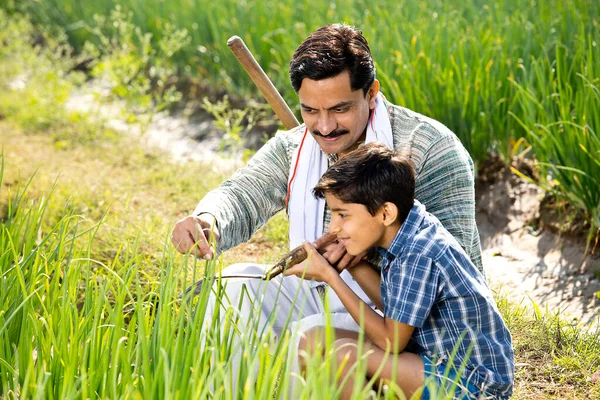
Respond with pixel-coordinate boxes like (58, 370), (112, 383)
(289, 23), (375, 95)
(313, 143), (415, 224)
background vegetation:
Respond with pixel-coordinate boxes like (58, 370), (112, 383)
(1, 1), (599, 398)
(2, 0), (598, 249)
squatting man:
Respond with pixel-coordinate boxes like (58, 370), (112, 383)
(171, 23), (487, 396)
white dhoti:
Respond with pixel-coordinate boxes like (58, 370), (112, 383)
(200, 263), (370, 398)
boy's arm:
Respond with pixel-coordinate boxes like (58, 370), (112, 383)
(285, 243), (414, 353)
(347, 261), (384, 311)
(327, 271), (414, 353)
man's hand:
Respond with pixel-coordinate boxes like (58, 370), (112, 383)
(171, 214), (220, 260)
(318, 240), (366, 273)
(284, 242), (337, 283)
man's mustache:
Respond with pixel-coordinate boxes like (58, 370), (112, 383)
(312, 129), (350, 138)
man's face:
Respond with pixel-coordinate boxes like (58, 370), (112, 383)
(298, 70), (379, 156)
(325, 193), (385, 256)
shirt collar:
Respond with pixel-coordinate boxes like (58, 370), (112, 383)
(379, 200), (426, 258)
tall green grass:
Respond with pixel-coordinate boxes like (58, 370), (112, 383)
(0, 162), (459, 399)
(510, 34), (600, 247)
(0, 163), (279, 398)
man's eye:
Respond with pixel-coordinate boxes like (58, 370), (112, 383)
(333, 108), (348, 113)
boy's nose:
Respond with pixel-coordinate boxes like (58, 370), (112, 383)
(328, 223), (340, 235)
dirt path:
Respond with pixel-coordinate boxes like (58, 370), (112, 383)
(477, 167), (600, 327)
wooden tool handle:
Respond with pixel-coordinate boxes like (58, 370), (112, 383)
(227, 36), (300, 130)
(264, 232), (338, 280)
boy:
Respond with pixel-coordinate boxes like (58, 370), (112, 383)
(284, 143), (514, 399)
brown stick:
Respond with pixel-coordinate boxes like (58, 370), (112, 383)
(263, 232), (338, 280)
(181, 232), (338, 299)
(227, 36), (300, 130)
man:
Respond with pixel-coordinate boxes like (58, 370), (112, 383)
(171, 22), (482, 376)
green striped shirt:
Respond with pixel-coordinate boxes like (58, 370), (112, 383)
(195, 103), (483, 272)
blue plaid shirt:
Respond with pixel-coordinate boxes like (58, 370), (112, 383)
(379, 201), (514, 398)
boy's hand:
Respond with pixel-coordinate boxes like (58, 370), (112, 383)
(284, 242), (337, 283)
(320, 241), (367, 273)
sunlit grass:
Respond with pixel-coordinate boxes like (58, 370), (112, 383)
(3, 0), (598, 164)
(1, 6), (600, 398)
(497, 295), (600, 398)
(509, 37), (600, 251)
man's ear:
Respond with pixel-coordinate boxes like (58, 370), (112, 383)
(380, 202), (398, 226)
(367, 79), (380, 109)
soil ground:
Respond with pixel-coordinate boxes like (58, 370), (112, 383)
(476, 159), (600, 327)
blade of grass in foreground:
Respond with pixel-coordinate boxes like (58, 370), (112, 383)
(0, 165), (419, 398)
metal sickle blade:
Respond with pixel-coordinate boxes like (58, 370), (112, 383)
(217, 274), (267, 280)
(180, 274), (266, 299)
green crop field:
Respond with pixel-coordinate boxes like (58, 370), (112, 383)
(1, 1), (600, 398)
(4, 0), (599, 244)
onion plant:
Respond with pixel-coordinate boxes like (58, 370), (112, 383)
(3, 0), (599, 234)
(1, 161), (466, 398)
(509, 33), (600, 251)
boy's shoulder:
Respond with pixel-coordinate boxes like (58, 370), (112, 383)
(394, 203), (477, 276)
(396, 203), (457, 260)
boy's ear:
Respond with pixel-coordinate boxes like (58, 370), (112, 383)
(380, 202), (399, 226)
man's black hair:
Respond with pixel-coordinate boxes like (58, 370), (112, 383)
(289, 24), (375, 95)
(313, 143), (415, 225)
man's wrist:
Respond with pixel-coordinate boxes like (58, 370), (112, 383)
(196, 211), (221, 251)
(197, 211), (218, 228)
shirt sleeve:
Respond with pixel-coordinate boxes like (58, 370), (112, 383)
(383, 253), (440, 328)
(413, 127), (483, 272)
(193, 129), (299, 252)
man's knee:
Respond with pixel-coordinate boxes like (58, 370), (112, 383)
(222, 263), (267, 276)
(214, 264), (269, 299)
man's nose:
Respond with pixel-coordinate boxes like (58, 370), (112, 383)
(317, 112), (336, 135)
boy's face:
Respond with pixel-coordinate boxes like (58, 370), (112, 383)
(325, 193), (386, 256)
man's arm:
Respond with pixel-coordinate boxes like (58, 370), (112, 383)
(172, 127), (302, 257)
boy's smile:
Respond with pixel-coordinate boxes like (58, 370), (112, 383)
(325, 193), (390, 255)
